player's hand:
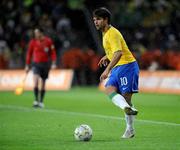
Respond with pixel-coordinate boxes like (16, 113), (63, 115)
(51, 62), (57, 69)
(98, 55), (109, 67)
(25, 65), (30, 73)
(100, 69), (110, 82)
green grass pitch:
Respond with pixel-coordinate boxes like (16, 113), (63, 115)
(0, 87), (180, 150)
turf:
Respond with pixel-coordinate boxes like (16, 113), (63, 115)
(0, 87), (180, 150)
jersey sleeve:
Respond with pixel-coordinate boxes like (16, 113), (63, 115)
(109, 31), (122, 53)
(26, 40), (34, 65)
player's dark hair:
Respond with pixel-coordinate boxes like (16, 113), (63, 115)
(93, 7), (111, 24)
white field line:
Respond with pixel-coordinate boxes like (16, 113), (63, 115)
(0, 104), (180, 127)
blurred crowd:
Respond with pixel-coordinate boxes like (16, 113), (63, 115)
(0, 0), (180, 85)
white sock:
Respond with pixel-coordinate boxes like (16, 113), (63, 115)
(125, 114), (134, 131)
(111, 93), (130, 110)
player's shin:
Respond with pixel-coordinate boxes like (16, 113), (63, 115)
(125, 114), (134, 131)
(40, 89), (45, 103)
(34, 87), (39, 101)
(109, 92), (131, 109)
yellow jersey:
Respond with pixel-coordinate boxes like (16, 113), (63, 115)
(102, 26), (136, 67)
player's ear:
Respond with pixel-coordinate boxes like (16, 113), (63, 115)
(104, 17), (109, 24)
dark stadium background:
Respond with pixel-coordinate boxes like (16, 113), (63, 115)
(0, 0), (180, 85)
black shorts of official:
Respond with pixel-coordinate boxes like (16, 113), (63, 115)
(32, 62), (51, 80)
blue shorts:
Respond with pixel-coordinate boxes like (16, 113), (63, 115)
(105, 61), (139, 94)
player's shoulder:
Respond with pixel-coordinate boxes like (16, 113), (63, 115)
(109, 26), (121, 36)
(29, 38), (36, 45)
(110, 26), (120, 33)
(44, 36), (52, 42)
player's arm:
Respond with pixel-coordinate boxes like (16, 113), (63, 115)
(25, 40), (34, 72)
(98, 55), (110, 67)
(100, 31), (122, 81)
(100, 51), (122, 81)
(49, 39), (57, 69)
(106, 50), (122, 71)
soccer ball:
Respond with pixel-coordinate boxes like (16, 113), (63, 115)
(74, 124), (93, 141)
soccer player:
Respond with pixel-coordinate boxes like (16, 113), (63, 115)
(93, 7), (139, 138)
(25, 27), (57, 108)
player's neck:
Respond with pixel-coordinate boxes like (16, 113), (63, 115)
(102, 24), (111, 33)
(39, 35), (45, 41)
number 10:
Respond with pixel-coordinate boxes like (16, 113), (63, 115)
(120, 77), (128, 86)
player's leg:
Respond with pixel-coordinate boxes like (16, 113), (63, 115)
(122, 93), (132, 106)
(32, 63), (44, 107)
(105, 86), (137, 115)
(105, 64), (138, 115)
(38, 63), (50, 108)
(33, 73), (40, 107)
(121, 93), (136, 138)
(106, 86), (137, 138)
(122, 93), (138, 115)
(39, 78), (46, 108)
(105, 86), (130, 109)
(121, 62), (139, 138)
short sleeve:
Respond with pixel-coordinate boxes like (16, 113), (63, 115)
(109, 31), (122, 53)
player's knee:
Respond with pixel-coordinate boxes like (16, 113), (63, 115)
(122, 93), (133, 106)
(105, 86), (117, 95)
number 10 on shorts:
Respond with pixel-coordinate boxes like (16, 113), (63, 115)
(120, 77), (128, 86)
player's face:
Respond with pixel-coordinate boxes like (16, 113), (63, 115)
(34, 29), (43, 40)
(93, 17), (106, 31)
